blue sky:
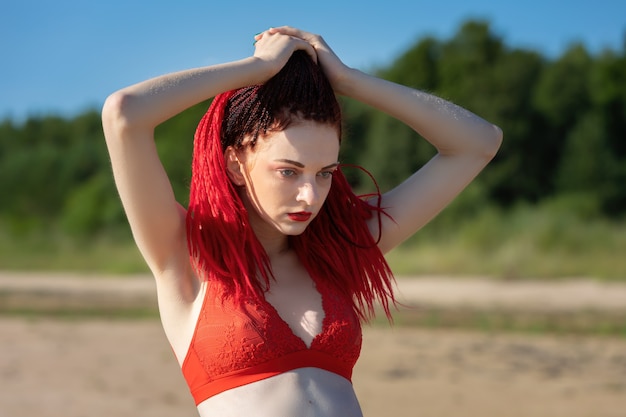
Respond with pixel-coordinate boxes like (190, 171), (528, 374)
(2, 0), (625, 122)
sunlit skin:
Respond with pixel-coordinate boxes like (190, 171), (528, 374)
(226, 121), (340, 253)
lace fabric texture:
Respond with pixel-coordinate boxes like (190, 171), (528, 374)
(181, 276), (362, 405)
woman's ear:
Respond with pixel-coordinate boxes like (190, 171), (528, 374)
(224, 147), (245, 186)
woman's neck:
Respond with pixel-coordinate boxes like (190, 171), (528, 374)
(254, 228), (290, 258)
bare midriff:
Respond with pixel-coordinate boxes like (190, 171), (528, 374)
(196, 368), (363, 417)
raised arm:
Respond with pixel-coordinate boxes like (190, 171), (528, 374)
(340, 70), (503, 253)
(101, 33), (316, 284)
(266, 27), (503, 253)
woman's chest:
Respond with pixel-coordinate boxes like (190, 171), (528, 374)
(263, 273), (325, 347)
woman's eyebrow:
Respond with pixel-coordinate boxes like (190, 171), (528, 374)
(274, 159), (339, 170)
(322, 162), (340, 170)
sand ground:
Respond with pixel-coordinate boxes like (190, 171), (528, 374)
(1, 272), (626, 417)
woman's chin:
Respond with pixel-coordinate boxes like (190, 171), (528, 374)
(275, 218), (316, 236)
(281, 224), (310, 236)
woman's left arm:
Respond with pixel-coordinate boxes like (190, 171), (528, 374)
(339, 69), (503, 253)
(267, 26), (503, 253)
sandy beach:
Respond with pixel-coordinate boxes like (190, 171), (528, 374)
(1, 272), (625, 417)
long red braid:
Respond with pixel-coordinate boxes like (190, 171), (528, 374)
(186, 52), (396, 321)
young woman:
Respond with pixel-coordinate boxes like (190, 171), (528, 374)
(102, 26), (502, 417)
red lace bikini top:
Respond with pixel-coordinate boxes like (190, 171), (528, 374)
(180, 276), (363, 405)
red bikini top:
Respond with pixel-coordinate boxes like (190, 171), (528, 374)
(180, 276), (363, 405)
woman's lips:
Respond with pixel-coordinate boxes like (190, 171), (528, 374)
(287, 212), (312, 222)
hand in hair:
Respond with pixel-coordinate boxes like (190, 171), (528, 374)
(253, 28), (318, 77)
(265, 26), (353, 96)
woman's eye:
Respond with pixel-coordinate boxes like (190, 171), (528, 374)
(318, 171), (334, 179)
(279, 169), (296, 177)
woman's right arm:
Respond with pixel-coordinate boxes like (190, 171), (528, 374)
(102, 59), (263, 280)
(101, 33), (315, 286)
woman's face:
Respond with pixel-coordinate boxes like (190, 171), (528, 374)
(229, 121), (340, 239)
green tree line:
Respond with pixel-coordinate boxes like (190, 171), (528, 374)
(1, 20), (625, 240)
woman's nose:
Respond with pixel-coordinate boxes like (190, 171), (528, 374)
(296, 181), (319, 206)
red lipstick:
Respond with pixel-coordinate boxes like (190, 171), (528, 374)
(287, 212), (312, 222)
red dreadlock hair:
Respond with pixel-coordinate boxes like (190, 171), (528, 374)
(186, 51), (396, 321)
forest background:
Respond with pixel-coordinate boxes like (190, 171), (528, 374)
(1, 20), (625, 281)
